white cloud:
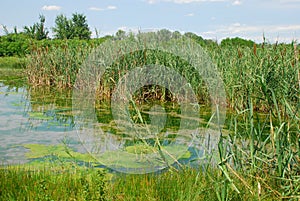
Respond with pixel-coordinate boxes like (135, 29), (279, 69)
(232, 0), (242, 5)
(147, 0), (225, 4)
(279, 0), (300, 7)
(89, 7), (104, 11)
(89, 5), (117, 11)
(42, 5), (61, 11)
(259, 0), (300, 8)
(185, 13), (195, 17)
(107, 5), (117, 10)
(201, 23), (300, 43)
(279, 0), (300, 3)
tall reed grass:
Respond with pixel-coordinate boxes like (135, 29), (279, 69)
(26, 39), (105, 88)
(26, 36), (299, 114)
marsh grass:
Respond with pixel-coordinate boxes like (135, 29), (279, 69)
(0, 68), (26, 87)
(208, 42), (299, 113)
(26, 40), (100, 88)
(0, 56), (27, 69)
(26, 37), (299, 114)
(0, 165), (108, 201)
(1, 163), (290, 201)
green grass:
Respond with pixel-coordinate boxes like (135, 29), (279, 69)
(0, 68), (26, 87)
(0, 165), (108, 201)
(0, 56), (27, 69)
(0, 163), (295, 201)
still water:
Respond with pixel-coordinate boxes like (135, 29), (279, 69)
(0, 83), (77, 164)
(0, 74), (221, 173)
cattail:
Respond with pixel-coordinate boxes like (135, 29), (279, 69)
(238, 48), (242, 58)
(294, 42), (298, 61)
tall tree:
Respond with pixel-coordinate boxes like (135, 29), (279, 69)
(52, 13), (91, 39)
(71, 13), (91, 39)
(24, 15), (48, 40)
(52, 14), (73, 39)
(115, 29), (126, 40)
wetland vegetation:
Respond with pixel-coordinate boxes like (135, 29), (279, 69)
(0, 14), (299, 200)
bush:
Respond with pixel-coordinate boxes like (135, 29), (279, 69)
(0, 33), (31, 57)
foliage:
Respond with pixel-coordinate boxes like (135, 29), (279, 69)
(114, 29), (126, 40)
(26, 37), (107, 87)
(184, 31), (218, 46)
(221, 37), (255, 47)
(24, 15), (49, 40)
(0, 32), (31, 56)
(0, 166), (108, 201)
(52, 13), (92, 39)
(0, 56), (27, 69)
(52, 14), (73, 39)
(25, 31), (299, 116)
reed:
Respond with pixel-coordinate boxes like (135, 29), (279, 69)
(26, 39), (102, 88)
(26, 36), (299, 114)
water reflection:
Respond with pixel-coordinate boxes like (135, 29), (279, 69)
(0, 83), (77, 164)
(0, 81), (221, 172)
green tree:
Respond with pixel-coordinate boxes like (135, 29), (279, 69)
(24, 15), (48, 40)
(221, 37), (255, 47)
(52, 13), (91, 39)
(52, 14), (72, 39)
(172, 31), (182, 39)
(115, 29), (126, 40)
(71, 13), (91, 39)
(184, 32), (206, 46)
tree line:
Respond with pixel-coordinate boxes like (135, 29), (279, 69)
(23, 13), (91, 40)
(0, 13), (259, 57)
(0, 13), (95, 56)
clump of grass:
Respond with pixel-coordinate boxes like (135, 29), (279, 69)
(26, 33), (299, 113)
(215, 93), (300, 200)
(210, 42), (299, 113)
(0, 56), (27, 69)
(0, 165), (108, 201)
(109, 167), (281, 201)
(0, 68), (26, 87)
(26, 40), (94, 88)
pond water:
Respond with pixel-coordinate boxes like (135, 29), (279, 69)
(0, 71), (222, 173)
(0, 83), (77, 164)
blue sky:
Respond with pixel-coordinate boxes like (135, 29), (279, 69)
(0, 0), (299, 43)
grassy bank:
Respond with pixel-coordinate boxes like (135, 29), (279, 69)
(0, 162), (298, 200)
(0, 56), (27, 69)
(0, 68), (26, 87)
(0, 56), (27, 86)
(0, 166), (249, 201)
(0, 165), (107, 201)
